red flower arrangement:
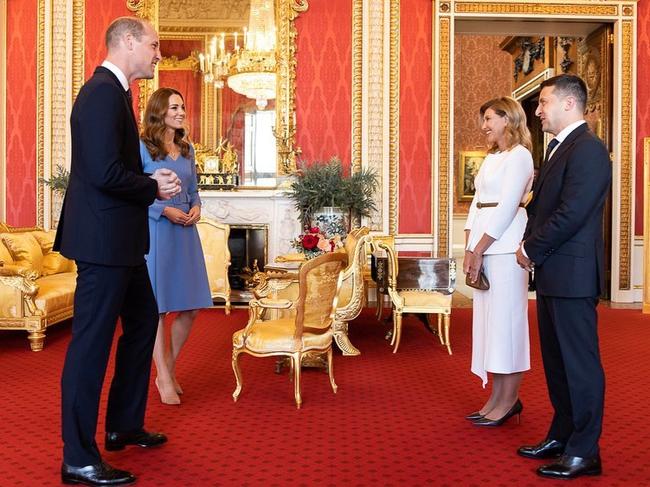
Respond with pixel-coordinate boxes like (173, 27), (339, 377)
(292, 226), (343, 258)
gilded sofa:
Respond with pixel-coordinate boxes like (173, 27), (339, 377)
(0, 224), (76, 351)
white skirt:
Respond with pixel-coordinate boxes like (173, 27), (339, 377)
(471, 253), (530, 387)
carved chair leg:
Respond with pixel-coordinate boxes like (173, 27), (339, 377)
(392, 311), (403, 354)
(292, 353), (302, 409)
(332, 321), (361, 356)
(390, 309), (397, 346)
(444, 313), (452, 355)
(327, 347), (337, 393)
(225, 299), (231, 315)
(232, 349), (243, 402)
(376, 294), (383, 321)
(28, 330), (46, 352)
(437, 314), (444, 345)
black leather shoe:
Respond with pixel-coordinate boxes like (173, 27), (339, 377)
(465, 411), (484, 421)
(105, 429), (167, 451)
(473, 399), (523, 427)
(537, 454), (602, 479)
(517, 439), (565, 459)
(61, 461), (135, 486)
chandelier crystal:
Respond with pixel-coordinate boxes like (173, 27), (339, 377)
(227, 0), (277, 110)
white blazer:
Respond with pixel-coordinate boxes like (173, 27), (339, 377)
(464, 144), (534, 255)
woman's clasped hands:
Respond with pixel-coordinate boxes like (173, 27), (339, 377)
(163, 206), (201, 226)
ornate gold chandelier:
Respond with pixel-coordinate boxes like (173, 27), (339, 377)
(227, 0), (277, 110)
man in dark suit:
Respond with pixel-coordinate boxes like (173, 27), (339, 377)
(54, 17), (181, 486)
(515, 74), (610, 479)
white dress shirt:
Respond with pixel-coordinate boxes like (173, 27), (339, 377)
(465, 144), (534, 255)
(101, 60), (129, 92)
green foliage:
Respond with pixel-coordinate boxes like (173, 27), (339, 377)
(39, 164), (70, 196)
(286, 157), (379, 227)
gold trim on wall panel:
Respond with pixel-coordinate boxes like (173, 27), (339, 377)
(48, 0), (69, 229)
(454, 2), (618, 17)
(0, 0), (6, 221)
(435, 15), (451, 257)
(72, 0), (84, 100)
(643, 137), (650, 313)
(388, 0), (399, 236)
(618, 18), (634, 290)
(352, 0), (362, 175)
(36, 0), (46, 228)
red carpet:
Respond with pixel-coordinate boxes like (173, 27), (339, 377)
(1, 304), (650, 486)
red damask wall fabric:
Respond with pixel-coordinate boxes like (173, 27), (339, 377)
(295, 0), (352, 169)
(5, 0), (37, 225)
(636, 2), (650, 235)
(399, 0), (432, 234)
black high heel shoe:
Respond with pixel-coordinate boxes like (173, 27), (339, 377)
(465, 411), (485, 421)
(472, 399), (523, 427)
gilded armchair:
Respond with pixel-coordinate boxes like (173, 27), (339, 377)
(196, 218), (231, 314)
(376, 242), (455, 354)
(232, 252), (348, 408)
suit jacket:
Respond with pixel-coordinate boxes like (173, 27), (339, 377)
(54, 67), (158, 266)
(523, 123), (611, 298)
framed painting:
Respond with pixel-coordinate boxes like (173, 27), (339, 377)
(458, 151), (487, 201)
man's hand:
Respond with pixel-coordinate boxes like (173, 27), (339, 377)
(151, 168), (181, 200)
(163, 207), (190, 225)
(516, 243), (533, 271)
(185, 206), (201, 226)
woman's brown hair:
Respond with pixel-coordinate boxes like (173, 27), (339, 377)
(141, 87), (191, 161)
(479, 96), (532, 154)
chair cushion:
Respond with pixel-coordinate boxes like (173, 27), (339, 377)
(34, 272), (76, 314)
(42, 252), (74, 276)
(31, 230), (56, 254)
(400, 290), (452, 309)
(0, 241), (13, 265)
(0, 232), (43, 276)
(233, 318), (333, 353)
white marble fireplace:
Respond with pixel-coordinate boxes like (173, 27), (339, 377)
(200, 189), (302, 263)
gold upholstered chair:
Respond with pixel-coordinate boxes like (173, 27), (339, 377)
(331, 226), (371, 356)
(232, 252), (348, 408)
(196, 218), (231, 313)
(376, 241), (455, 354)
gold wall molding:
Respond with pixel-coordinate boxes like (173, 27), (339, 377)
(454, 2), (618, 16)
(72, 0), (84, 100)
(158, 53), (199, 71)
(352, 0), (362, 175)
(159, 0), (248, 22)
(643, 137), (650, 313)
(36, 0), (45, 228)
(0, 0), (6, 221)
(617, 19), (634, 290)
(433, 0), (638, 298)
(388, 0), (399, 236)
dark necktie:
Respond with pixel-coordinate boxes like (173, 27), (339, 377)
(125, 89), (137, 124)
(126, 88), (133, 104)
(543, 138), (559, 164)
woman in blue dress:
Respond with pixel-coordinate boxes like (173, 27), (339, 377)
(140, 87), (213, 405)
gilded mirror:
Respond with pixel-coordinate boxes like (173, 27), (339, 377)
(127, 0), (307, 187)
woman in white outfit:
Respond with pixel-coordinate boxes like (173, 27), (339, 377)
(463, 97), (534, 427)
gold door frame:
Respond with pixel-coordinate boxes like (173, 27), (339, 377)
(433, 0), (638, 301)
(127, 0), (307, 176)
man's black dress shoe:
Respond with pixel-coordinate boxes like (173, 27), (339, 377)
(105, 429), (167, 451)
(61, 461), (135, 486)
(537, 454), (602, 479)
(517, 439), (565, 459)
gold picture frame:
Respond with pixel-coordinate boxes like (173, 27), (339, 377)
(457, 151), (486, 202)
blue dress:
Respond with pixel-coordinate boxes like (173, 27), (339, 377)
(140, 141), (213, 313)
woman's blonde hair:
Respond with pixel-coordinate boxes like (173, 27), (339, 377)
(479, 96), (532, 153)
(141, 87), (191, 161)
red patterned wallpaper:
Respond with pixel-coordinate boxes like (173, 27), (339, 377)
(399, 0), (432, 235)
(636, 1), (649, 235)
(453, 35), (512, 215)
(5, 0), (37, 225)
(161, 39), (202, 59)
(295, 0), (351, 168)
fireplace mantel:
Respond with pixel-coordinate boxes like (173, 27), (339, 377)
(199, 189), (301, 262)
